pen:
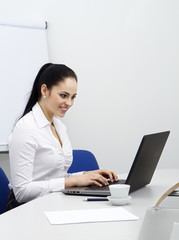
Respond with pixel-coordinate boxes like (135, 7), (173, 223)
(84, 198), (108, 201)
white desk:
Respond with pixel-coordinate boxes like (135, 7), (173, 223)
(0, 169), (178, 240)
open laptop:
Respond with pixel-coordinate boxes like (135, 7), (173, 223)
(62, 131), (170, 196)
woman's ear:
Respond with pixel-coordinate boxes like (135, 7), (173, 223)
(41, 84), (48, 98)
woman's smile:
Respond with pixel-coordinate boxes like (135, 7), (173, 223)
(59, 106), (68, 113)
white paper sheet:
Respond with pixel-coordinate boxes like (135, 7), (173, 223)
(44, 207), (139, 225)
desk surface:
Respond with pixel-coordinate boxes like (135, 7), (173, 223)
(0, 169), (178, 240)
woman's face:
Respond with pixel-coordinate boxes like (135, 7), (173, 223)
(40, 77), (77, 121)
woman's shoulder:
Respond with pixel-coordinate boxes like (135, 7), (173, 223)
(9, 114), (36, 143)
(9, 112), (38, 146)
(13, 111), (37, 132)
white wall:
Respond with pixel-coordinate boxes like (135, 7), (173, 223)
(0, 0), (178, 177)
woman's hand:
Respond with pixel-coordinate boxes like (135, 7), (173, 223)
(86, 169), (119, 183)
(65, 169), (118, 188)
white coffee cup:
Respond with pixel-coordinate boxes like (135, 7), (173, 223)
(109, 184), (130, 199)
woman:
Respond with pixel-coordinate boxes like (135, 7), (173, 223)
(7, 63), (118, 209)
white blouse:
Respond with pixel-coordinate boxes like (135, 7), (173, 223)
(8, 103), (82, 203)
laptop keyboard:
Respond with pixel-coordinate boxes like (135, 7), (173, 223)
(85, 179), (126, 191)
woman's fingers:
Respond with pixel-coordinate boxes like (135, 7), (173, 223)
(98, 169), (118, 183)
(90, 173), (109, 186)
(69, 170), (118, 188)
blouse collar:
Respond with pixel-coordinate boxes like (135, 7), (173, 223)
(32, 103), (52, 128)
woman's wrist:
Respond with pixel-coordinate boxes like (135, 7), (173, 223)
(65, 175), (79, 188)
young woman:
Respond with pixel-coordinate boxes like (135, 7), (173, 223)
(7, 63), (118, 209)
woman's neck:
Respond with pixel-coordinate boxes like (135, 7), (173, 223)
(38, 101), (54, 123)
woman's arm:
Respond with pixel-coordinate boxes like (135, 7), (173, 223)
(65, 169), (118, 188)
(9, 128), (66, 203)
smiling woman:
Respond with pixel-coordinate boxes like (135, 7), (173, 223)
(39, 77), (77, 121)
(7, 63), (118, 211)
(21, 64), (78, 119)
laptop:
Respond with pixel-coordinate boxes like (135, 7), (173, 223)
(62, 131), (170, 196)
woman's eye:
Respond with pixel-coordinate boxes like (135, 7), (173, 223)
(60, 94), (66, 98)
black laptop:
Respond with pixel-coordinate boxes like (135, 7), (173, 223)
(62, 131), (170, 196)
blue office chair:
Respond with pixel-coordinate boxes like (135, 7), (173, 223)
(0, 167), (9, 214)
(68, 150), (99, 173)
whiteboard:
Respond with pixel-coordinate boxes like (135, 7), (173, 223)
(0, 20), (49, 152)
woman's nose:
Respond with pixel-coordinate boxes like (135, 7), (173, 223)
(65, 98), (73, 106)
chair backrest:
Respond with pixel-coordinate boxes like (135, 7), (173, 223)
(68, 150), (99, 173)
(0, 168), (9, 214)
